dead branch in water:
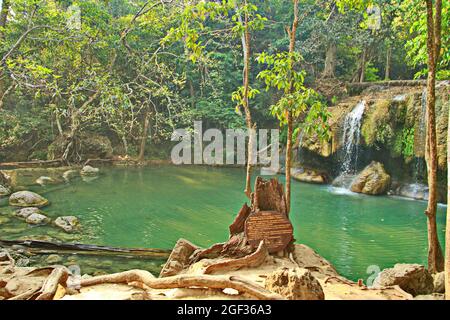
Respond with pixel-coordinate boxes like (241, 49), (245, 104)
(80, 269), (284, 300)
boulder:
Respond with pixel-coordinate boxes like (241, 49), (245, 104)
(54, 216), (79, 233)
(25, 213), (50, 225)
(264, 267), (325, 300)
(350, 161), (391, 195)
(80, 165), (99, 177)
(15, 207), (42, 219)
(432, 272), (445, 294)
(372, 264), (434, 296)
(9, 191), (49, 208)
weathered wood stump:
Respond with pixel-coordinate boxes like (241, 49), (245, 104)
(161, 177), (294, 276)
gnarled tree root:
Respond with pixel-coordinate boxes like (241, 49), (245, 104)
(203, 240), (268, 275)
(35, 266), (69, 300)
(80, 270), (284, 300)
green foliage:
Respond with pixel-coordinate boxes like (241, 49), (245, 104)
(393, 127), (415, 158)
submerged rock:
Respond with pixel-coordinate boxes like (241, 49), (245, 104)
(0, 185), (11, 196)
(15, 207), (42, 219)
(25, 213), (50, 225)
(80, 166), (99, 177)
(265, 267), (325, 300)
(350, 161), (391, 195)
(0, 216), (10, 225)
(9, 191), (49, 208)
(46, 254), (63, 264)
(54, 216), (79, 233)
(372, 263), (434, 296)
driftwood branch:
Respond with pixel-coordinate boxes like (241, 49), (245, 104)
(80, 270), (283, 300)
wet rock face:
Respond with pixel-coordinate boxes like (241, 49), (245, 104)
(54, 216), (79, 233)
(9, 191), (49, 208)
(264, 267), (325, 300)
(372, 264), (434, 296)
(350, 161), (391, 195)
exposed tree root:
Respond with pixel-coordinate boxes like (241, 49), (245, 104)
(203, 240), (268, 275)
(35, 267), (69, 300)
(80, 270), (284, 300)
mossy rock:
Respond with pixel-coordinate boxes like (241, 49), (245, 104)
(9, 191), (49, 208)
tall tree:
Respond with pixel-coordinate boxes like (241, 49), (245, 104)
(446, 101), (450, 299)
(424, 0), (444, 273)
(285, 0), (300, 213)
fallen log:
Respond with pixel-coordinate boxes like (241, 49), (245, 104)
(0, 239), (171, 259)
(0, 159), (64, 169)
(80, 269), (284, 300)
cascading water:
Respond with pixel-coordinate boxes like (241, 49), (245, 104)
(340, 100), (367, 175)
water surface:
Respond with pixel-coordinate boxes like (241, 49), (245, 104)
(0, 165), (446, 281)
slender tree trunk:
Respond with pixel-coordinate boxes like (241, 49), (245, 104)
(322, 42), (336, 79)
(242, 0), (254, 199)
(425, 0), (444, 274)
(138, 112), (150, 162)
(285, 0), (299, 214)
(359, 48), (367, 83)
(384, 45), (391, 81)
(446, 98), (450, 299)
(0, 0), (10, 39)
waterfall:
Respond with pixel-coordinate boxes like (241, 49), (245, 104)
(414, 89), (427, 183)
(340, 100), (367, 175)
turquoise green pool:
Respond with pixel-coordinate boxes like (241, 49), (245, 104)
(0, 165), (446, 281)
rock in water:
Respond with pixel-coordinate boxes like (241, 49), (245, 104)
(54, 216), (79, 232)
(35, 176), (57, 186)
(25, 213), (50, 225)
(0, 185), (11, 196)
(350, 161), (391, 195)
(265, 267), (325, 300)
(9, 191), (49, 208)
(62, 169), (79, 181)
(291, 168), (327, 184)
(372, 264), (434, 296)
(80, 165), (99, 177)
(15, 207), (42, 219)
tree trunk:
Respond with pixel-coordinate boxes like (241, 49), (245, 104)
(425, 0), (444, 274)
(322, 42), (336, 79)
(359, 48), (367, 83)
(242, 1), (254, 199)
(446, 99), (450, 299)
(138, 112), (150, 162)
(0, 0), (10, 39)
(285, 0), (299, 214)
(384, 45), (391, 81)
